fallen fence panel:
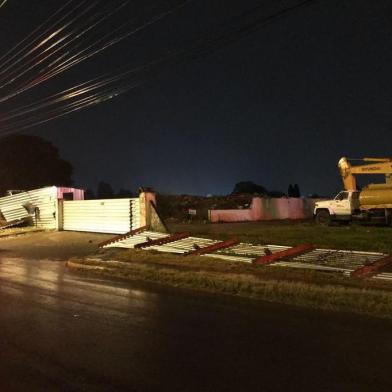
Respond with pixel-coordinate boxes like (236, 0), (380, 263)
(145, 236), (219, 255)
(99, 229), (392, 281)
(254, 244), (315, 265)
(292, 249), (385, 271)
(102, 230), (170, 249)
(351, 256), (392, 278)
(186, 238), (240, 256)
(135, 232), (190, 249)
(0, 187), (58, 229)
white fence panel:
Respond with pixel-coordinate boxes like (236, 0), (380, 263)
(0, 187), (59, 229)
(131, 198), (140, 230)
(63, 198), (140, 234)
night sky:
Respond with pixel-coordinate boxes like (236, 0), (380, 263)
(0, 0), (391, 196)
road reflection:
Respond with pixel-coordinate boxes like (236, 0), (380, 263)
(0, 256), (160, 323)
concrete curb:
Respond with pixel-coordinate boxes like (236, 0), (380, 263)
(0, 229), (46, 240)
(66, 260), (106, 270)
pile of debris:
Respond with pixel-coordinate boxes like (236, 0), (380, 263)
(156, 194), (253, 222)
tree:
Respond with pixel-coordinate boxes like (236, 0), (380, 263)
(116, 188), (134, 198)
(267, 190), (285, 198)
(0, 134), (72, 195)
(84, 188), (95, 200)
(231, 181), (267, 195)
(293, 184), (301, 198)
(97, 181), (114, 199)
(288, 184), (301, 198)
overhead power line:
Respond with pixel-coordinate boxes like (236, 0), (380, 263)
(0, 0), (130, 100)
(0, 0), (87, 72)
(0, 0), (317, 134)
(0, 0), (191, 102)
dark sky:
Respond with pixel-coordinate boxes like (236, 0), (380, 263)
(1, 0), (392, 196)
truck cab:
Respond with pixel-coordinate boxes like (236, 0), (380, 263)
(314, 191), (360, 224)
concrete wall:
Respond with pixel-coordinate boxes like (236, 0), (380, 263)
(139, 191), (156, 228)
(209, 197), (320, 223)
(57, 187), (84, 200)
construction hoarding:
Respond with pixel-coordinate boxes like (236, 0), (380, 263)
(0, 187), (162, 234)
(61, 198), (140, 234)
(60, 191), (159, 234)
(0, 186), (84, 229)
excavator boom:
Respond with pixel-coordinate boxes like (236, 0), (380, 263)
(338, 157), (392, 190)
(362, 157), (392, 162)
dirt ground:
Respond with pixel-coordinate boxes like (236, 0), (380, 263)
(0, 230), (112, 260)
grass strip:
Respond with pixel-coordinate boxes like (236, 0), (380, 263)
(167, 221), (392, 254)
(68, 253), (392, 320)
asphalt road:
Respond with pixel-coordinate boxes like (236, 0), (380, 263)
(1, 233), (392, 391)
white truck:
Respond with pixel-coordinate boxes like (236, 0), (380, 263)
(314, 190), (359, 224)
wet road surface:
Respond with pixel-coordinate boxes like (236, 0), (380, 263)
(1, 254), (392, 390)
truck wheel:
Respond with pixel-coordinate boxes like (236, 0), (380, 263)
(315, 210), (331, 225)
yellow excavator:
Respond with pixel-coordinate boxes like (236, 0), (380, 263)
(314, 157), (392, 225)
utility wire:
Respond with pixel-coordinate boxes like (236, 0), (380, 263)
(0, 1), (130, 96)
(0, 0), (191, 102)
(0, 0), (317, 134)
(0, 1), (100, 87)
(0, 0), (88, 73)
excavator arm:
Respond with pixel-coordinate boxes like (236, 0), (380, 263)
(338, 157), (392, 191)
